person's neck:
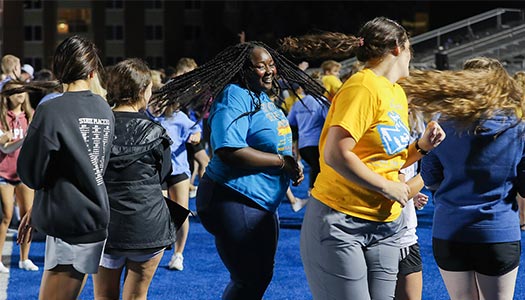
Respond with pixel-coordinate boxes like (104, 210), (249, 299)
(10, 104), (22, 114)
(367, 56), (401, 84)
(66, 80), (90, 92)
(114, 104), (140, 112)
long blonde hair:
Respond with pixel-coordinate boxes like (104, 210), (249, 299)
(400, 57), (523, 126)
(513, 71), (525, 92)
(0, 81), (33, 131)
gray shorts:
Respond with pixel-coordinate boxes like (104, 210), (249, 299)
(100, 249), (165, 269)
(44, 236), (106, 274)
(300, 197), (406, 300)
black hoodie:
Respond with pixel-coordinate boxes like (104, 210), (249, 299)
(18, 91), (114, 244)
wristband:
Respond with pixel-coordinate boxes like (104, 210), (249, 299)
(415, 138), (429, 155)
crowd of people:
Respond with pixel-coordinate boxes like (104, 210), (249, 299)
(0, 15), (523, 300)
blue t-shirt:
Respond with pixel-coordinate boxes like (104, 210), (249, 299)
(287, 94), (328, 149)
(206, 84), (293, 212)
(147, 110), (201, 177)
(38, 92), (63, 106)
(422, 115), (525, 243)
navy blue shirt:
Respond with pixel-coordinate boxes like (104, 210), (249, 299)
(422, 115), (525, 243)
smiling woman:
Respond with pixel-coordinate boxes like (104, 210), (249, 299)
(151, 41), (327, 300)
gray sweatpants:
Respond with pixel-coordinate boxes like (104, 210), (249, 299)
(300, 197), (406, 300)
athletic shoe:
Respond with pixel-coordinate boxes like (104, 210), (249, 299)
(168, 253), (184, 271)
(0, 262), (9, 273)
(19, 259), (38, 271)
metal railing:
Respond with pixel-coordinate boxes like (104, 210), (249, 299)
(410, 8), (523, 47)
(340, 8), (525, 72)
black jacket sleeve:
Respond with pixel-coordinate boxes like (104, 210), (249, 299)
(17, 106), (60, 189)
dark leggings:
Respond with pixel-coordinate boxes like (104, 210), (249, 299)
(299, 146), (320, 189)
(196, 175), (279, 300)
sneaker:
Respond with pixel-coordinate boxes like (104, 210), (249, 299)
(168, 253), (184, 271)
(19, 259), (39, 271)
(291, 198), (309, 212)
(0, 262), (9, 273)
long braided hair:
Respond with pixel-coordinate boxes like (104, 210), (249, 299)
(151, 41), (326, 115)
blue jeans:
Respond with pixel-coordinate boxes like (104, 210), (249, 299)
(196, 175), (279, 300)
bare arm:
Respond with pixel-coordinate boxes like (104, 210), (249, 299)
(0, 138), (24, 154)
(216, 147), (304, 185)
(405, 174), (424, 199)
(324, 126), (410, 206)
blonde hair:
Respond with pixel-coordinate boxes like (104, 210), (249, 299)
(174, 57), (198, 77)
(0, 81), (33, 131)
(150, 70), (163, 90)
(400, 58), (523, 126)
(513, 71), (525, 92)
(1, 55), (20, 76)
(320, 60), (341, 72)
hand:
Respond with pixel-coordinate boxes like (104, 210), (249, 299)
(381, 180), (410, 207)
(298, 61), (309, 71)
(0, 131), (10, 144)
(282, 155), (304, 186)
(17, 208), (33, 245)
(414, 192), (429, 210)
(419, 121), (446, 152)
(188, 132), (201, 145)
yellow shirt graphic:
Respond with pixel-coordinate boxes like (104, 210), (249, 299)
(312, 69), (410, 222)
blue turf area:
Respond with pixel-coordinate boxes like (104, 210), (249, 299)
(5, 164), (525, 299)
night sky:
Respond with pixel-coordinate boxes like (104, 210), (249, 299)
(213, 1), (523, 65)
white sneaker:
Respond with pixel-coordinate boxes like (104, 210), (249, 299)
(291, 198), (309, 212)
(168, 253), (184, 271)
(0, 262), (9, 273)
(19, 259), (39, 271)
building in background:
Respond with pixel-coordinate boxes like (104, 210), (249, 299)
(0, 1), (523, 72)
(0, 0), (241, 71)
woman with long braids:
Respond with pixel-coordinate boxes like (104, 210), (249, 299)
(280, 17), (445, 299)
(401, 57), (524, 300)
(152, 41), (326, 300)
(16, 35), (114, 300)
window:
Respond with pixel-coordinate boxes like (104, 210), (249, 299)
(23, 0), (42, 10)
(184, 25), (200, 41)
(145, 25), (163, 40)
(23, 57), (42, 71)
(145, 0), (163, 9)
(105, 25), (123, 40)
(24, 26), (42, 41)
(58, 8), (91, 34)
(106, 0), (123, 9)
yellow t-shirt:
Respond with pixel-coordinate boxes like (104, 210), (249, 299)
(312, 68), (410, 222)
(322, 74), (343, 101)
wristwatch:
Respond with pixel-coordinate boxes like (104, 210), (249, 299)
(415, 139), (429, 155)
